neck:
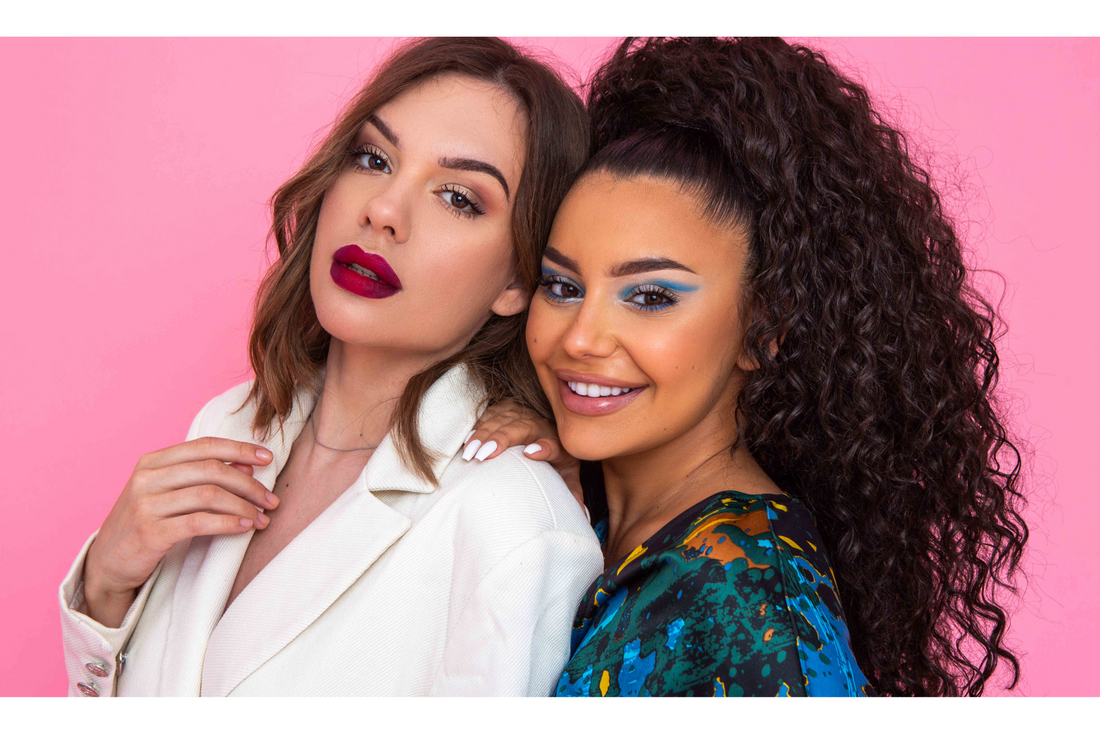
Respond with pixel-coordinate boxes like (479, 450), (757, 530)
(599, 408), (780, 555)
(310, 338), (441, 454)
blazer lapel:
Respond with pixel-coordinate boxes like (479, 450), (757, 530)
(171, 364), (485, 696)
(156, 384), (313, 696)
(199, 473), (412, 697)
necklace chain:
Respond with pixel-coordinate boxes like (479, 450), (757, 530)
(308, 393), (379, 453)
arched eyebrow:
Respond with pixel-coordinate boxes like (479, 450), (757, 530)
(543, 248), (697, 277)
(609, 257), (696, 277)
(366, 114), (399, 147)
(365, 114), (510, 201)
(438, 157), (511, 201)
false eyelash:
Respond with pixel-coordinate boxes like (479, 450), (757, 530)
(439, 184), (486, 217)
(625, 283), (679, 311)
(347, 144), (390, 172)
(538, 274), (584, 302)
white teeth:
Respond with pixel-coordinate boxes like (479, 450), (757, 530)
(567, 381), (635, 397)
(347, 263), (380, 281)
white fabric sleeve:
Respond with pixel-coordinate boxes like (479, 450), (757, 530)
(57, 398), (211, 697)
(428, 529), (603, 697)
(58, 531), (163, 697)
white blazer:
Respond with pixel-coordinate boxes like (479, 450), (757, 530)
(59, 364), (603, 696)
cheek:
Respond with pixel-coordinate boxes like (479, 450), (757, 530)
(525, 299), (564, 365)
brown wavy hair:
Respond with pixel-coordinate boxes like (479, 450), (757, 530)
(581, 37), (1028, 695)
(246, 37), (589, 482)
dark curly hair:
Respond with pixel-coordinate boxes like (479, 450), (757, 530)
(582, 37), (1028, 696)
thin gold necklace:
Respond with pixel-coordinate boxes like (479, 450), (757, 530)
(308, 393), (379, 452)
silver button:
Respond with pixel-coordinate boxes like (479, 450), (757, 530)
(85, 662), (109, 678)
(116, 651), (128, 677)
(76, 682), (99, 697)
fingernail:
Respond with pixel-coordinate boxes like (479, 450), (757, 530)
(463, 429), (476, 445)
(256, 511), (270, 528)
(523, 444), (542, 456)
(266, 491), (279, 508)
(256, 448), (273, 462)
(474, 440), (497, 461)
(239, 518), (253, 529)
(462, 439), (482, 461)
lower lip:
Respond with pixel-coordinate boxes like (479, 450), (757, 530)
(558, 379), (646, 417)
(330, 261), (400, 299)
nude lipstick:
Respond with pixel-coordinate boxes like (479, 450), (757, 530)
(330, 245), (402, 299)
(555, 370), (647, 417)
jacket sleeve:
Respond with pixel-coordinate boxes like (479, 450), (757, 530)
(428, 528), (602, 696)
(57, 398), (211, 697)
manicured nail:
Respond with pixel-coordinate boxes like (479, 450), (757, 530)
(474, 441), (497, 461)
(462, 439), (482, 461)
(265, 491), (279, 508)
(255, 448), (273, 462)
(464, 429), (476, 445)
(256, 511), (270, 528)
(239, 518), (253, 529)
(523, 444), (542, 456)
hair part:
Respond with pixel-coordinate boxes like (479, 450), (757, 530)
(585, 36), (1028, 696)
(246, 37), (589, 482)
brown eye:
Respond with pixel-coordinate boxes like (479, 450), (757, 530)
(451, 191), (470, 209)
(352, 147), (390, 173)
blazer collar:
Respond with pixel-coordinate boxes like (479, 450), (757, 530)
(361, 362), (486, 493)
(162, 362), (485, 695)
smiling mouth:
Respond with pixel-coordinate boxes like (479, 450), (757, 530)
(566, 381), (636, 397)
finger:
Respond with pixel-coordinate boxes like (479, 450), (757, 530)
(157, 512), (255, 547)
(151, 484), (272, 530)
(464, 412), (517, 446)
(136, 436), (273, 471)
(523, 437), (565, 464)
(228, 462), (254, 476)
(473, 421), (546, 461)
(466, 399), (533, 444)
(136, 459), (279, 511)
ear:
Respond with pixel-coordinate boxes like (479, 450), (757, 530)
(490, 276), (531, 318)
(735, 336), (781, 372)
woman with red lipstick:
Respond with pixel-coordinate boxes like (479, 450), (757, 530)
(58, 37), (603, 696)
(469, 37), (1027, 696)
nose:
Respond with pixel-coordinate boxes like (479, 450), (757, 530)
(359, 181), (411, 244)
(561, 295), (618, 361)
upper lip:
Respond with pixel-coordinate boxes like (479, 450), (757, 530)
(554, 369), (647, 390)
(332, 245), (402, 289)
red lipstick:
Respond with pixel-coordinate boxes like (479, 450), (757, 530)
(330, 245), (402, 299)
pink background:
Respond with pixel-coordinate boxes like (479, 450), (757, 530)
(0, 37), (1096, 696)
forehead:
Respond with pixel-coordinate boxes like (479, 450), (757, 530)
(548, 172), (747, 273)
(371, 73), (527, 181)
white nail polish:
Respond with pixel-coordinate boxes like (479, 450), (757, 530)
(523, 444), (541, 456)
(464, 429), (476, 445)
(462, 439), (482, 461)
(474, 440), (497, 461)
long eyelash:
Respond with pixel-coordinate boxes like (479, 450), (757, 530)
(347, 144), (389, 172)
(440, 184), (486, 217)
(627, 283), (679, 312)
(538, 274), (583, 302)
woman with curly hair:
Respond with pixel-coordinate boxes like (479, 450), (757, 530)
(466, 36), (1027, 696)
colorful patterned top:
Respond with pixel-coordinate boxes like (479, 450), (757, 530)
(554, 490), (872, 697)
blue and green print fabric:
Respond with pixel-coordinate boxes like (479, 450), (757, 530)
(554, 491), (872, 697)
